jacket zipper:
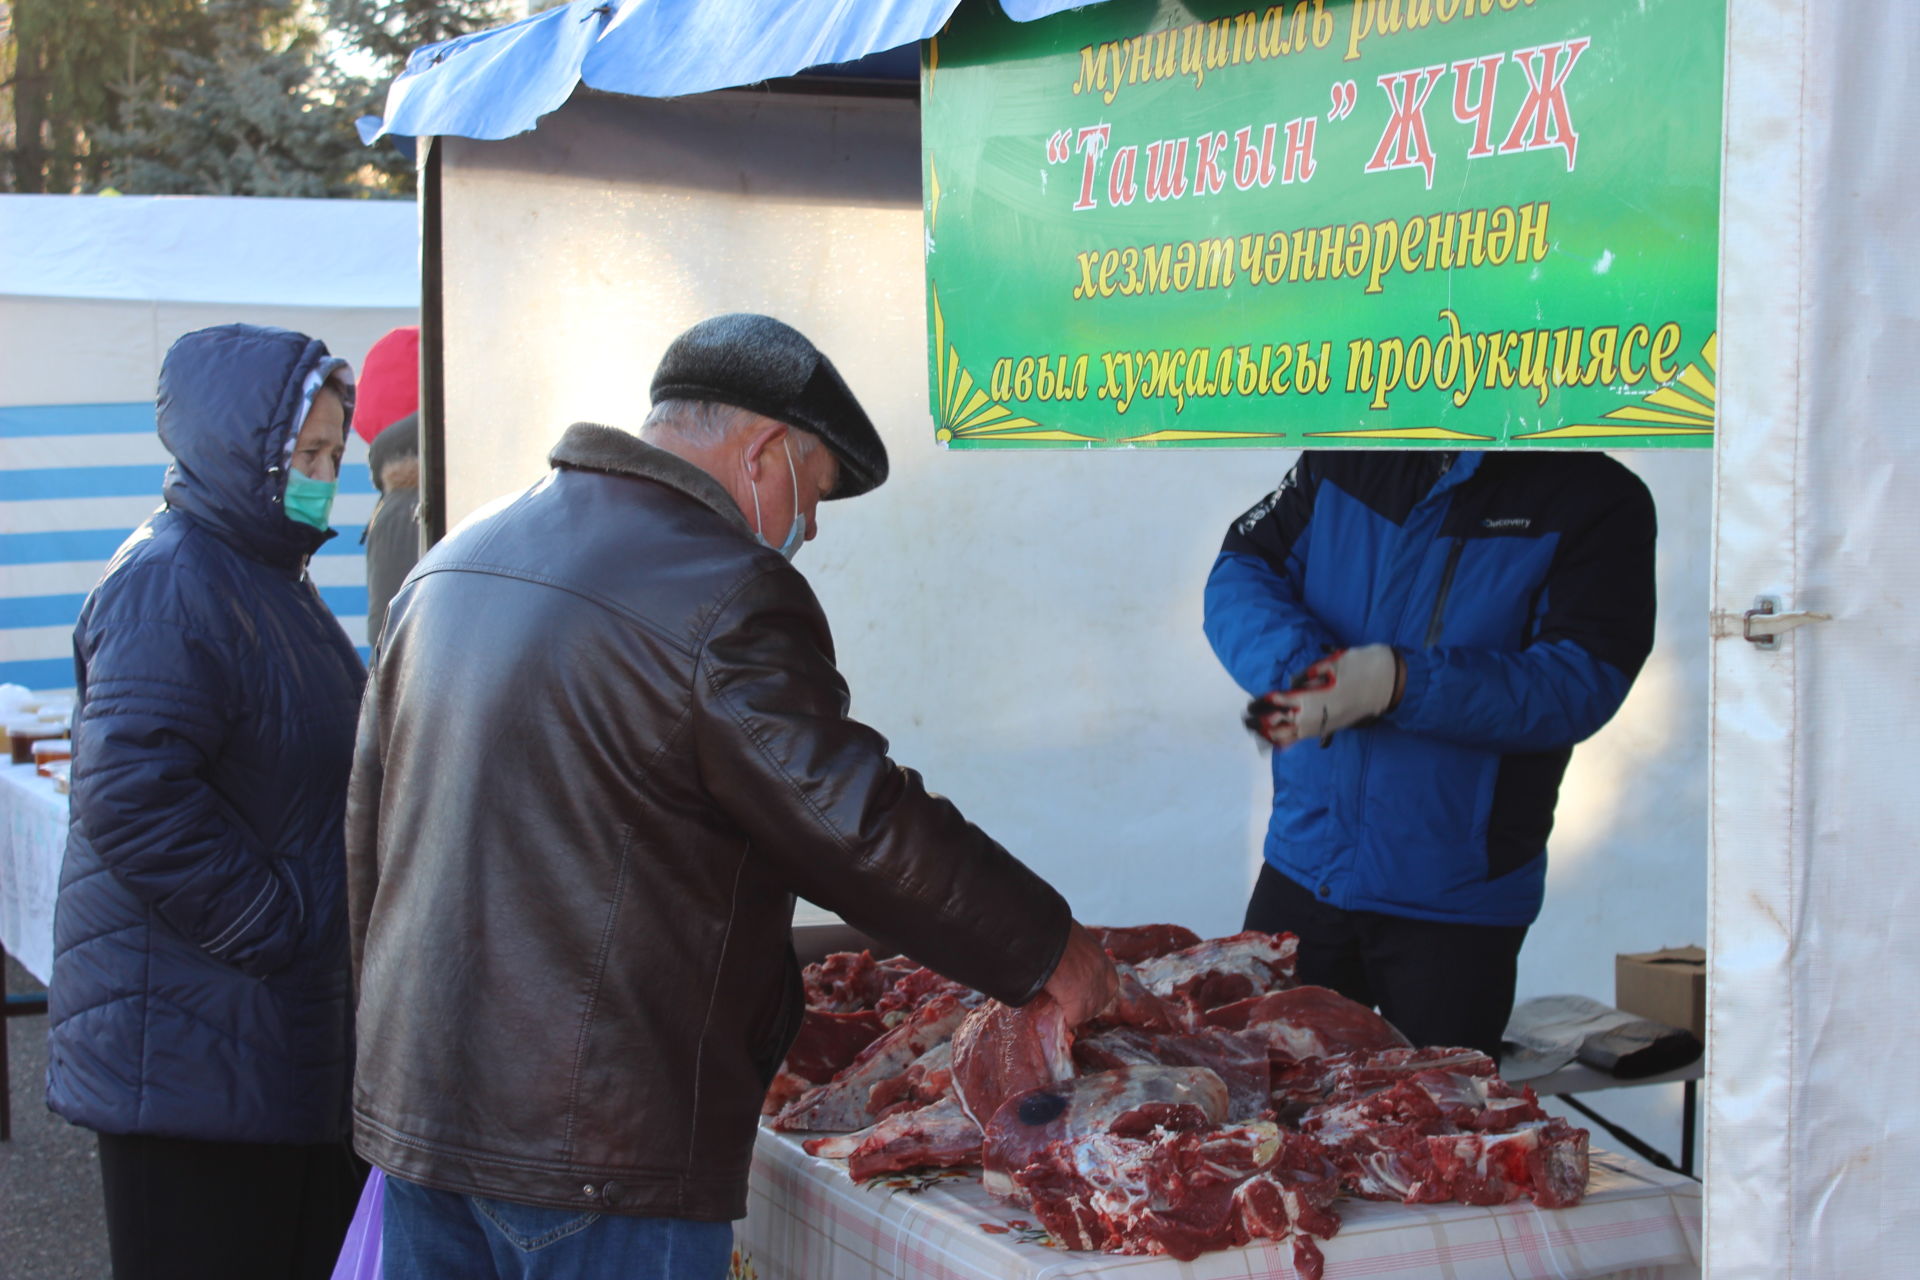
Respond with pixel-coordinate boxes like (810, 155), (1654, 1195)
(1423, 539), (1465, 647)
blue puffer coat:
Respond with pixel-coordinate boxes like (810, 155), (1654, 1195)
(46, 324), (366, 1143)
(1205, 451), (1656, 929)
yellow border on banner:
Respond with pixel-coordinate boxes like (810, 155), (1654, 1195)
(929, 283), (1098, 444)
(1304, 426), (1497, 441)
(1514, 332), (1717, 441)
(1121, 429), (1290, 443)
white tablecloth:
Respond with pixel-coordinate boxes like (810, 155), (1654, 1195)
(738, 1124), (1701, 1280)
(0, 763), (66, 984)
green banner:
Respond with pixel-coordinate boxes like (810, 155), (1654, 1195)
(921, 0), (1723, 449)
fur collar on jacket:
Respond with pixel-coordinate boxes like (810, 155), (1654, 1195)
(547, 423), (749, 533)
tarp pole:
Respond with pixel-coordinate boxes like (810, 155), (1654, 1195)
(418, 138), (448, 551)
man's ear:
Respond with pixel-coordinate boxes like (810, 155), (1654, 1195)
(740, 420), (789, 477)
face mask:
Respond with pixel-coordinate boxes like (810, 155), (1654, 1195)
(748, 440), (806, 561)
(284, 469), (338, 531)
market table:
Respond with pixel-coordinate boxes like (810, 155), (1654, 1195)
(0, 762), (62, 1139)
(0, 762), (64, 987)
(738, 1124), (1701, 1280)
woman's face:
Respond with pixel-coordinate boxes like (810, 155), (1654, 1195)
(292, 386), (346, 483)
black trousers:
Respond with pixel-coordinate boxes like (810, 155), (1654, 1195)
(1245, 862), (1529, 1060)
(96, 1131), (366, 1280)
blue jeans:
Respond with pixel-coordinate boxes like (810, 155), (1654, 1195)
(381, 1174), (734, 1279)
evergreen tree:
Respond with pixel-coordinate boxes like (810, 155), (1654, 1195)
(100, 0), (393, 196)
(1, 0), (508, 196)
(325, 0), (506, 69)
(2, 0), (206, 193)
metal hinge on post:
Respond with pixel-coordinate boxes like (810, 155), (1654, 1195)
(1709, 596), (1833, 650)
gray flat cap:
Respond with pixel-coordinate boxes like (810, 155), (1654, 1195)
(650, 314), (888, 499)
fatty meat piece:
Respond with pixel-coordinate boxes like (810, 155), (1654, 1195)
(1073, 1025), (1272, 1121)
(1086, 965), (1186, 1034)
(1009, 1120), (1342, 1279)
(979, 1065), (1231, 1201)
(1269, 1044), (1495, 1118)
(949, 994), (1075, 1129)
(1205, 985), (1413, 1061)
(1132, 930), (1300, 1014)
(773, 991), (972, 1132)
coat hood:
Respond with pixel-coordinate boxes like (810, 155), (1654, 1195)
(157, 324), (352, 570)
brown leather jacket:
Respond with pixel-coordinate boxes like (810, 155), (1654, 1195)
(346, 425), (1070, 1220)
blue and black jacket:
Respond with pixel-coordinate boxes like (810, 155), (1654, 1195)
(1204, 450), (1656, 928)
(47, 324), (365, 1142)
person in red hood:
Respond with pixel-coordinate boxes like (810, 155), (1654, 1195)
(354, 326), (422, 650)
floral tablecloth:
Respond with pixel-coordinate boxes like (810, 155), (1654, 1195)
(737, 1123), (1700, 1280)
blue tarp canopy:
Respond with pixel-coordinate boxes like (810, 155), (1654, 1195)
(365, 0), (1091, 143)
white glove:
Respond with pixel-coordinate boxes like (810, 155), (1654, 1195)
(1247, 644), (1402, 750)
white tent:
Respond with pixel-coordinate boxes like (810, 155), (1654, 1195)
(0, 194), (421, 687)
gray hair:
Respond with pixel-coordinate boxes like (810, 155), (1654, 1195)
(643, 399), (819, 460)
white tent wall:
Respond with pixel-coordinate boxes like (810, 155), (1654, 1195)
(1708, 1), (1920, 1274)
(0, 196), (421, 684)
(438, 88), (1710, 1159)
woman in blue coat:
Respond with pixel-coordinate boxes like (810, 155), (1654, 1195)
(47, 324), (368, 1279)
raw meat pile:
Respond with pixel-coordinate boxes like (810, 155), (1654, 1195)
(769, 925), (1590, 1279)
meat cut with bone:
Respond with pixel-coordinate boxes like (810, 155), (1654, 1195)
(949, 994), (1075, 1128)
(771, 928), (1591, 1271)
(805, 1095), (984, 1182)
(773, 991), (974, 1132)
(1132, 930), (1300, 1015)
(979, 1065), (1232, 1200)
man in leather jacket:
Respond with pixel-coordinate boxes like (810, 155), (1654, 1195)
(346, 314), (1116, 1279)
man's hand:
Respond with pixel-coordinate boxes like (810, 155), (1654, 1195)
(1042, 920), (1120, 1028)
(1246, 644), (1403, 750)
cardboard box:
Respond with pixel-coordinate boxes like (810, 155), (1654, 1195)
(1615, 946), (1706, 1041)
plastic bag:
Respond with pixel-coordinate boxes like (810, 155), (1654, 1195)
(330, 1166), (384, 1280)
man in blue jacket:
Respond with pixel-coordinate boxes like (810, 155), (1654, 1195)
(1204, 450), (1656, 1058)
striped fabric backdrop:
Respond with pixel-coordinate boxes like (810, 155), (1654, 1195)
(1, 401), (378, 691)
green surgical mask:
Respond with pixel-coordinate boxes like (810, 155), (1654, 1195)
(284, 469), (337, 531)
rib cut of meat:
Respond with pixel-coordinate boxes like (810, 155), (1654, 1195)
(1133, 931), (1299, 1015)
(1073, 1026), (1271, 1121)
(783, 1009), (888, 1084)
(1206, 985), (1413, 1061)
(867, 1041), (953, 1118)
(805, 1096), (984, 1182)
(1330, 1119), (1589, 1208)
(949, 995), (1075, 1129)
(773, 992), (973, 1132)
(1303, 1069), (1545, 1145)
(980, 1065), (1231, 1201)
(1091, 923), (1202, 965)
